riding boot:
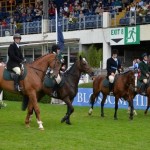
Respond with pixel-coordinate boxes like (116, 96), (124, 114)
(109, 82), (114, 96)
(140, 83), (146, 95)
(51, 83), (58, 97)
(13, 74), (21, 91)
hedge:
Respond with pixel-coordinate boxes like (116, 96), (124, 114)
(3, 90), (51, 104)
(3, 82), (92, 103)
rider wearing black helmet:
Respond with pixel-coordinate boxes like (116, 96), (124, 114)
(49, 44), (65, 97)
(138, 53), (150, 95)
(7, 33), (24, 91)
(107, 49), (122, 95)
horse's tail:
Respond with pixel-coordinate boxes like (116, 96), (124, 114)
(22, 95), (29, 111)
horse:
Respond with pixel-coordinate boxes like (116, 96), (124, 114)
(0, 53), (61, 130)
(128, 77), (150, 115)
(88, 70), (136, 120)
(22, 56), (94, 125)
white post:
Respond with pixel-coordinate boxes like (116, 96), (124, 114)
(0, 91), (3, 101)
(55, 8), (58, 44)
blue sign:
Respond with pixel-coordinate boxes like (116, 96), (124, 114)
(73, 88), (148, 110)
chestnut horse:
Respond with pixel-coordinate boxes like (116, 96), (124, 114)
(22, 56), (93, 125)
(0, 53), (61, 130)
(88, 70), (136, 120)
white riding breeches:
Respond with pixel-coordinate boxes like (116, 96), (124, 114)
(12, 67), (21, 75)
(109, 75), (115, 83)
(143, 79), (148, 84)
(55, 74), (61, 84)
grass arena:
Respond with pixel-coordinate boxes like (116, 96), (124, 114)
(0, 100), (150, 150)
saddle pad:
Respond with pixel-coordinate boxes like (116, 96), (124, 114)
(44, 76), (56, 88)
(103, 78), (109, 87)
(3, 66), (27, 81)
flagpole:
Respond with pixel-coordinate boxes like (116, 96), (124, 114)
(55, 8), (58, 44)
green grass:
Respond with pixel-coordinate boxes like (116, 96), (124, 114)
(0, 101), (150, 150)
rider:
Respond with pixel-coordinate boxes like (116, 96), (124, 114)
(106, 49), (122, 95)
(138, 53), (150, 95)
(7, 33), (24, 91)
(50, 44), (65, 97)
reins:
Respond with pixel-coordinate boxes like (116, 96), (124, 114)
(30, 66), (45, 73)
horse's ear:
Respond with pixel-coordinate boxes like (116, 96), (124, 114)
(79, 55), (82, 60)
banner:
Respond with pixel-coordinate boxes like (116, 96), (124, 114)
(73, 88), (147, 110)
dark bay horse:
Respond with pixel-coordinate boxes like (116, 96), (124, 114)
(128, 78), (150, 115)
(0, 53), (61, 130)
(23, 56), (93, 125)
(88, 70), (136, 120)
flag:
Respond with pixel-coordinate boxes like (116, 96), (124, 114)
(57, 21), (64, 51)
(55, 8), (64, 51)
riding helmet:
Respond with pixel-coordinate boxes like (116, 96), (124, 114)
(52, 44), (60, 53)
(142, 53), (148, 58)
(13, 33), (21, 40)
(111, 49), (118, 55)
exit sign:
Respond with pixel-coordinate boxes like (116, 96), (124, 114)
(110, 26), (140, 45)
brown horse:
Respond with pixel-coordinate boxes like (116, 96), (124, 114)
(0, 53), (61, 130)
(22, 56), (93, 125)
(128, 77), (150, 115)
(88, 70), (136, 120)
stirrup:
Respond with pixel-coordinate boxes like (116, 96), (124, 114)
(15, 85), (21, 92)
(51, 91), (57, 97)
(109, 92), (113, 96)
(141, 92), (146, 96)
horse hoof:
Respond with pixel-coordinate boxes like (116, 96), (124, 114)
(66, 121), (71, 125)
(101, 114), (104, 117)
(25, 124), (30, 128)
(39, 127), (44, 131)
(61, 118), (66, 123)
(114, 118), (118, 120)
(88, 108), (93, 115)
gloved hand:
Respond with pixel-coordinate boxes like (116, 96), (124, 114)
(22, 59), (26, 63)
(146, 73), (149, 78)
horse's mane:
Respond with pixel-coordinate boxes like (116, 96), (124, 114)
(120, 70), (132, 75)
(30, 53), (51, 64)
(64, 60), (77, 75)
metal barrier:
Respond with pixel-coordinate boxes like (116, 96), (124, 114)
(0, 15), (103, 37)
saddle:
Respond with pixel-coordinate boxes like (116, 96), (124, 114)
(102, 77), (109, 87)
(3, 66), (27, 81)
(43, 74), (65, 89)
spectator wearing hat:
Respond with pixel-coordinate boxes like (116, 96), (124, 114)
(106, 49), (122, 95)
(138, 53), (150, 95)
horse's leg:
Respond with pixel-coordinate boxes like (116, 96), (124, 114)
(88, 92), (99, 115)
(144, 96), (150, 115)
(114, 97), (119, 120)
(129, 101), (134, 120)
(29, 93), (44, 130)
(61, 98), (74, 125)
(101, 95), (107, 117)
(25, 101), (34, 128)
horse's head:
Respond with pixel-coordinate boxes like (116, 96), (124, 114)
(48, 54), (61, 78)
(123, 70), (136, 92)
(78, 55), (94, 76)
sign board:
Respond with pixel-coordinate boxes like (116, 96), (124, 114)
(110, 26), (140, 45)
(73, 88), (147, 110)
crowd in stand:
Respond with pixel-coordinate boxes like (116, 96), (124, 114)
(0, 0), (150, 27)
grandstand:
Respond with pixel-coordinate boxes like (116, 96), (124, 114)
(0, 0), (150, 68)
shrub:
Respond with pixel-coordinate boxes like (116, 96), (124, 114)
(78, 82), (93, 88)
(3, 90), (51, 104)
(79, 45), (103, 68)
